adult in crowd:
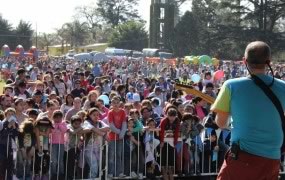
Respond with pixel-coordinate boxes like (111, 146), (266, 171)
(212, 41), (285, 180)
(65, 97), (82, 122)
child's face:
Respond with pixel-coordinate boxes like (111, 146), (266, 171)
(178, 105), (184, 114)
(4, 88), (13, 96)
(53, 116), (63, 123)
(97, 101), (104, 108)
(72, 121), (81, 129)
(6, 111), (15, 119)
(206, 87), (213, 93)
(127, 120), (134, 130)
(112, 100), (120, 109)
(184, 106), (194, 114)
(90, 111), (99, 122)
(130, 112), (139, 119)
(148, 121), (156, 129)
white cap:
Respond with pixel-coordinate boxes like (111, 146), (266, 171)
(133, 93), (141, 102)
(126, 92), (134, 103)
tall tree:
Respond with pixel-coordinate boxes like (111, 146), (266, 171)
(172, 0), (285, 59)
(96, 25), (113, 43)
(62, 21), (89, 48)
(97, 0), (142, 27)
(0, 15), (14, 48)
(37, 33), (56, 54)
(219, 0), (285, 52)
(108, 21), (148, 50)
(55, 28), (69, 54)
(172, 11), (200, 57)
(75, 5), (102, 41)
(15, 20), (33, 50)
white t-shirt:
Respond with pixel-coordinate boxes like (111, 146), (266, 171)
(82, 120), (108, 149)
(55, 82), (66, 97)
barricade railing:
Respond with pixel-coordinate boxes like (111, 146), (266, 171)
(3, 128), (285, 179)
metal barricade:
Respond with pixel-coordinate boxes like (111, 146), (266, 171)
(3, 128), (285, 179)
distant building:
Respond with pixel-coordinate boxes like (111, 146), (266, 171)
(149, 0), (175, 50)
(77, 43), (108, 53)
(47, 43), (108, 56)
(48, 44), (71, 56)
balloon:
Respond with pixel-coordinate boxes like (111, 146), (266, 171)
(214, 70), (224, 81)
(191, 74), (201, 83)
(212, 58), (220, 66)
(98, 95), (110, 105)
(184, 56), (191, 64)
(192, 56), (199, 64)
(184, 59), (190, 65)
(199, 55), (211, 64)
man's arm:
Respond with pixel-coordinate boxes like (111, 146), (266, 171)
(215, 112), (230, 129)
(211, 82), (231, 129)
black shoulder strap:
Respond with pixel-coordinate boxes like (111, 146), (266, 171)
(250, 74), (285, 150)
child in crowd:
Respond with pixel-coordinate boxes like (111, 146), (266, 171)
(144, 118), (160, 179)
(204, 131), (219, 173)
(50, 110), (67, 179)
(33, 116), (53, 180)
(159, 108), (180, 180)
(0, 108), (19, 180)
(65, 115), (83, 180)
(96, 99), (109, 121)
(129, 109), (143, 133)
(26, 109), (40, 121)
(16, 118), (36, 180)
(108, 96), (127, 178)
(123, 118), (140, 178)
(179, 113), (200, 175)
(152, 98), (163, 117)
(82, 108), (109, 179)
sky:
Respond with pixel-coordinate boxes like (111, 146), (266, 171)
(0, 0), (191, 33)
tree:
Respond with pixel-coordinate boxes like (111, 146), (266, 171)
(55, 28), (69, 54)
(97, 0), (142, 27)
(217, 0), (285, 54)
(75, 5), (102, 41)
(172, 11), (200, 57)
(62, 21), (89, 48)
(15, 20), (33, 50)
(96, 25), (113, 43)
(0, 15), (14, 48)
(108, 21), (148, 50)
(172, 0), (285, 59)
(37, 33), (56, 54)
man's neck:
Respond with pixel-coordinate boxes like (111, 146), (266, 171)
(249, 68), (266, 75)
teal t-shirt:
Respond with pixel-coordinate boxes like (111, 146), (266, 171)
(211, 74), (285, 159)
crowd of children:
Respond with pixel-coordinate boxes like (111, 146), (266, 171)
(4, 57), (284, 179)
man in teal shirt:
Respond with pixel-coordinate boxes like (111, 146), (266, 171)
(212, 41), (285, 180)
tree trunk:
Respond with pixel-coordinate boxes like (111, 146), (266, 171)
(263, 0), (267, 34)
